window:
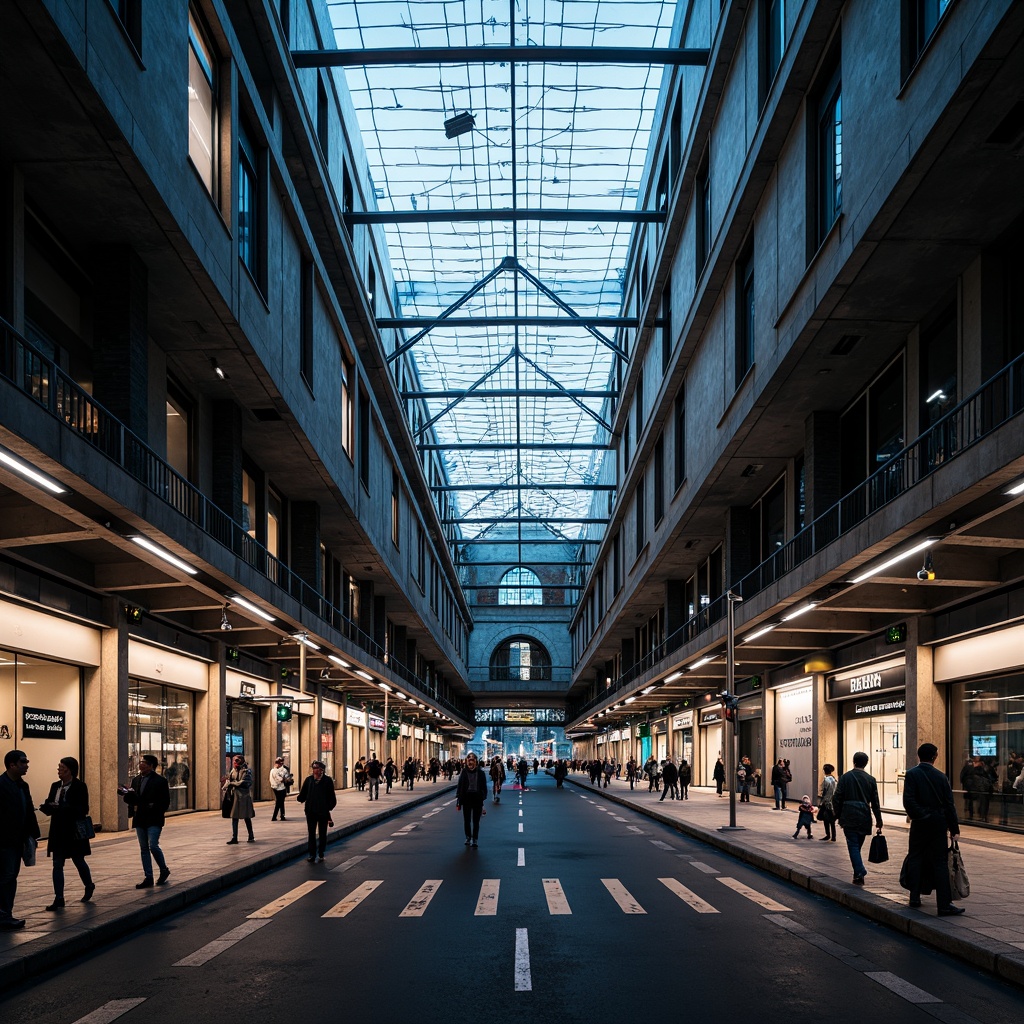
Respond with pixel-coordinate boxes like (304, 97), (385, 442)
(300, 261), (314, 390)
(814, 57), (843, 246)
(316, 74), (329, 157)
(238, 122), (262, 285)
(342, 162), (354, 236)
(499, 567), (542, 606)
(358, 389), (370, 489)
(612, 531), (621, 594)
(634, 370), (644, 443)
(635, 476), (646, 556)
(750, 474), (786, 566)
(391, 465), (400, 546)
(761, 0), (785, 104)
(242, 467), (257, 538)
(623, 419), (631, 471)
(367, 262), (376, 314)
(108, 0), (142, 52)
(794, 454), (806, 532)
(267, 486), (283, 562)
(673, 383), (686, 489)
(736, 246), (755, 386)
(489, 637), (551, 682)
(187, 7), (216, 194)
(277, 0), (290, 42)
(416, 524), (426, 590)
(920, 302), (957, 467)
(696, 149), (711, 273)
(906, 0), (952, 69)
(660, 287), (672, 373)
(340, 353), (354, 459)
(840, 355), (905, 494)
(654, 434), (665, 525)
(670, 91), (683, 182)
(165, 381), (192, 480)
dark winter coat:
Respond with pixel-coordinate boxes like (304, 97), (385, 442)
(40, 778), (91, 858)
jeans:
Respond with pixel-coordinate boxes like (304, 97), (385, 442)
(367, 777), (380, 800)
(844, 829), (868, 877)
(773, 785), (787, 808)
(0, 845), (22, 918)
(135, 826), (168, 878)
(272, 789), (287, 820)
(53, 851), (93, 899)
(740, 784), (751, 802)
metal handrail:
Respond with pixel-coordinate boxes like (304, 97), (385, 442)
(0, 318), (469, 721)
(569, 351), (1024, 721)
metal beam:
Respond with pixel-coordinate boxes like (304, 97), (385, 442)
(291, 46), (712, 68)
(442, 517), (608, 525)
(348, 208), (665, 225)
(403, 390), (617, 399)
(432, 483), (615, 491)
(454, 560), (584, 566)
(456, 538), (584, 545)
(379, 316), (649, 329)
(417, 442), (609, 450)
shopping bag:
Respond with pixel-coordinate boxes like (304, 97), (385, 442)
(867, 832), (889, 864)
(948, 840), (970, 899)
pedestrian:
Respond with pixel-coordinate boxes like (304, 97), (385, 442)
(679, 759), (692, 799)
(737, 758), (752, 802)
(793, 794), (816, 839)
(833, 752), (883, 885)
(817, 764), (838, 841)
(645, 755), (660, 792)
(553, 759), (568, 788)
(39, 756), (95, 908)
(269, 756), (291, 821)
(402, 756), (415, 792)
(626, 758), (638, 790)
(517, 757), (530, 790)
(489, 756), (505, 802)
(0, 750), (40, 929)
(222, 754), (255, 844)
(660, 758), (679, 801)
(120, 753), (170, 888)
(533, 757), (539, 775)
(354, 756), (367, 792)
(713, 757), (726, 797)
(602, 758), (614, 788)
(903, 742), (965, 915)
(456, 752), (488, 847)
(365, 753), (383, 800)
(296, 760), (336, 863)
(384, 757), (396, 794)
(770, 758), (790, 809)
(960, 755), (995, 822)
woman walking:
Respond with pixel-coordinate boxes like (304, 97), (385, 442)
(296, 760), (336, 863)
(222, 755), (255, 843)
(817, 763), (838, 841)
(456, 752), (488, 848)
(771, 758), (791, 809)
(39, 756), (94, 908)
(678, 759), (692, 799)
(713, 757), (726, 797)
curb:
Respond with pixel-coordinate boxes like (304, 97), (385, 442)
(565, 777), (1024, 989)
(0, 785), (454, 991)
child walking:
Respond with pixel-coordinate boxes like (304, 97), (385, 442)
(793, 794), (817, 839)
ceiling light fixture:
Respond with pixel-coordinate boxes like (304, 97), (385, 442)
(782, 602), (819, 622)
(443, 110), (475, 138)
(290, 632), (321, 651)
(1006, 479), (1024, 496)
(211, 357), (226, 380)
(665, 671), (683, 683)
(220, 604), (232, 631)
(230, 595), (276, 622)
(131, 536), (198, 575)
(328, 654), (350, 668)
(743, 624), (776, 642)
(689, 655), (715, 671)
(0, 448), (67, 494)
(849, 538), (937, 584)
(624, 696), (637, 704)
(640, 685), (657, 695)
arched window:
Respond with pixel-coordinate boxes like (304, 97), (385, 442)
(499, 566), (542, 605)
(490, 637), (552, 682)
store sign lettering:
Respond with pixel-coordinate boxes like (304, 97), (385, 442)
(22, 706), (66, 739)
(827, 665), (904, 701)
(368, 714), (385, 732)
(853, 697), (907, 717)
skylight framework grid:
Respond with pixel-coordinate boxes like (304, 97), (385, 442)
(326, 0), (678, 561)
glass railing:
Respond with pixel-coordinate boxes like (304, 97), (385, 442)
(0, 317), (469, 721)
(569, 350), (1024, 721)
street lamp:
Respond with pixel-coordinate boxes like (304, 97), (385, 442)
(720, 591), (746, 832)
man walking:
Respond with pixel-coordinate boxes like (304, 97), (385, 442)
(903, 742), (965, 915)
(121, 754), (171, 888)
(296, 760), (336, 863)
(833, 751), (883, 885)
(365, 753), (382, 800)
(0, 750), (40, 929)
(659, 758), (679, 801)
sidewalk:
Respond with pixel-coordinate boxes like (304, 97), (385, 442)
(0, 780), (455, 991)
(567, 773), (1024, 988)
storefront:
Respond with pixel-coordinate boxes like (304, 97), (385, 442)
(737, 698), (763, 796)
(772, 679), (815, 801)
(653, 718), (668, 761)
(827, 661), (906, 812)
(672, 710), (693, 768)
(699, 706), (723, 786)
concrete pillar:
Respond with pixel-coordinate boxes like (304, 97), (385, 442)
(804, 412), (842, 522)
(291, 501), (321, 591)
(195, 651), (226, 812)
(98, 618), (130, 832)
(211, 400), (244, 521)
(813, 673), (839, 792)
(905, 618), (943, 769)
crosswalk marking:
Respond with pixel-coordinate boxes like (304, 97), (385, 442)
(174, 920), (270, 966)
(543, 878), (572, 915)
(475, 879), (500, 916)
(650, 839), (675, 850)
(332, 855), (367, 873)
(688, 860), (719, 874)
(716, 877), (791, 911)
(517, 847), (525, 867)
(515, 929), (532, 991)
(248, 880), (325, 918)
(396, 824), (417, 831)
(367, 840), (393, 852)
(601, 878), (646, 914)
(611, 815), (627, 821)
(71, 1000), (148, 1024)
(659, 877), (720, 914)
(323, 880), (383, 918)
(627, 825), (645, 833)
(400, 879), (443, 917)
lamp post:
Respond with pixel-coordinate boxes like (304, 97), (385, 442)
(721, 591), (745, 832)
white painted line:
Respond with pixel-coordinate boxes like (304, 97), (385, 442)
(248, 880), (325, 918)
(515, 928), (532, 991)
(396, 824), (417, 831)
(332, 855), (367, 873)
(864, 972), (942, 1004)
(765, 914), (861, 958)
(689, 861), (719, 875)
(518, 809), (523, 817)
(323, 880), (383, 918)
(601, 878), (646, 914)
(517, 847), (525, 867)
(542, 878), (572, 915)
(367, 840), (393, 852)
(399, 879), (443, 917)
(72, 1000), (148, 1024)
(518, 823), (524, 833)
(174, 920), (270, 966)
(475, 879), (500, 916)
(611, 816), (627, 821)
(717, 877), (792, 912)
(442, 800), (455, 806)
(627, 825), (645, 833)
(650, 839), (675, 850)
(658, 877), (719, 914)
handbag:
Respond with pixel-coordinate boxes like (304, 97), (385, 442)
(221, 790), (234, 818)
(867, 831), (889, 863)
(75, 816), (96, 840)
(22, 835), (37, 867)
(284, 773), (295, 788)
(949, 840), (970, 899)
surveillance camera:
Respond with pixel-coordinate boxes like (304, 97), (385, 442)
(220, 620), (232, 631)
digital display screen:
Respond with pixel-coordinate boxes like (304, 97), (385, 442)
(972, 734), (997, 757)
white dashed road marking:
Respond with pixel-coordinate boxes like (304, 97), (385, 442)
(627, 825), (645, 833)
(517, 847), (525, 867)
(248, 880), (325, 918)
(515, 929), (532, 991)
(367, 840), (393, 852)
(519, 823), (524, 832)
(542, 878), (572, 915)
(475, 879), (500, 916)
(174, 919), (270, 966)
(400, 879), (443, 917)
(864, 973), (942, 1004)
(650, 839), (675, 850)
(658, 877), (719, 914)
(72, 1000), (148, 1024)
(688, 860), (719, 874)
(716, 877), (791, 912)
(323, 880), (383, 918)
(601, 878), (646, 914)
(332, 855), (367, 873)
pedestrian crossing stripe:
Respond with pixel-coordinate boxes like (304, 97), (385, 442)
(248, 880), (325, 918)
(367, 840), (393, 852)
(543, 878), (572, 914)
(332, 855), (367, 873)
(70, 999), (148, 1023)
(601, 878), (646, 914)
(475, 879), (500, 915)
(688, 860), (719, 874)
(659, 877), (719, 913)
(174, 919), (270, 966)
(400, 879), (443, 917)
(323, 880), (383, 918)
(716, 877), (792, 911)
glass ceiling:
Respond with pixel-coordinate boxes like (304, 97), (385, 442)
(327, 1), (676, 548)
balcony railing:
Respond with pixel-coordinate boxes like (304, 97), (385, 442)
(569, 350), (1024, 722)
(0, 318), (469, 722)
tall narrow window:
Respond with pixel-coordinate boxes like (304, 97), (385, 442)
(634, 370), (644, 443)
(670, 92), (683, 182)
(358, 389), (370, 489)
(654, 434), (665, 526)
(316, 74), (329, 157)
(238, 123), (262, 285)
(635, 476), (646, 556)
(612, 531), (621, 594)
(660, 287), (672, 374)
(906, 0), (952, 69)
(761, 0), (785, 104)
(391, 466), (400, 546)
(187, 7), (216, 194)
(109, 0), (142, 52)
(696, 150), (711, 273)
(166, 382), (192, 480)
(342, 162), (354, 236)
(340, 353), (353, 459)
(267, 486), (283, 561)
(673, 383), (686, 489)
(300, 261), (314, 390)
(815, 58), (843, 246)
(367, 262), (376, 314)
(736, 246), (755, 387)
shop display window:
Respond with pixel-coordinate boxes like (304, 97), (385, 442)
(128, 680), (193, 811)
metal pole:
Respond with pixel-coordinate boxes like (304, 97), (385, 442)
(298, 640), (306, 774)
(341, 691), (349, 789)
(383, 689), (389, 765)
(722, 591), (746, 832)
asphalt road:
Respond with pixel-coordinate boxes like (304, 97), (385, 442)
(2, 772), (1020, 1023)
